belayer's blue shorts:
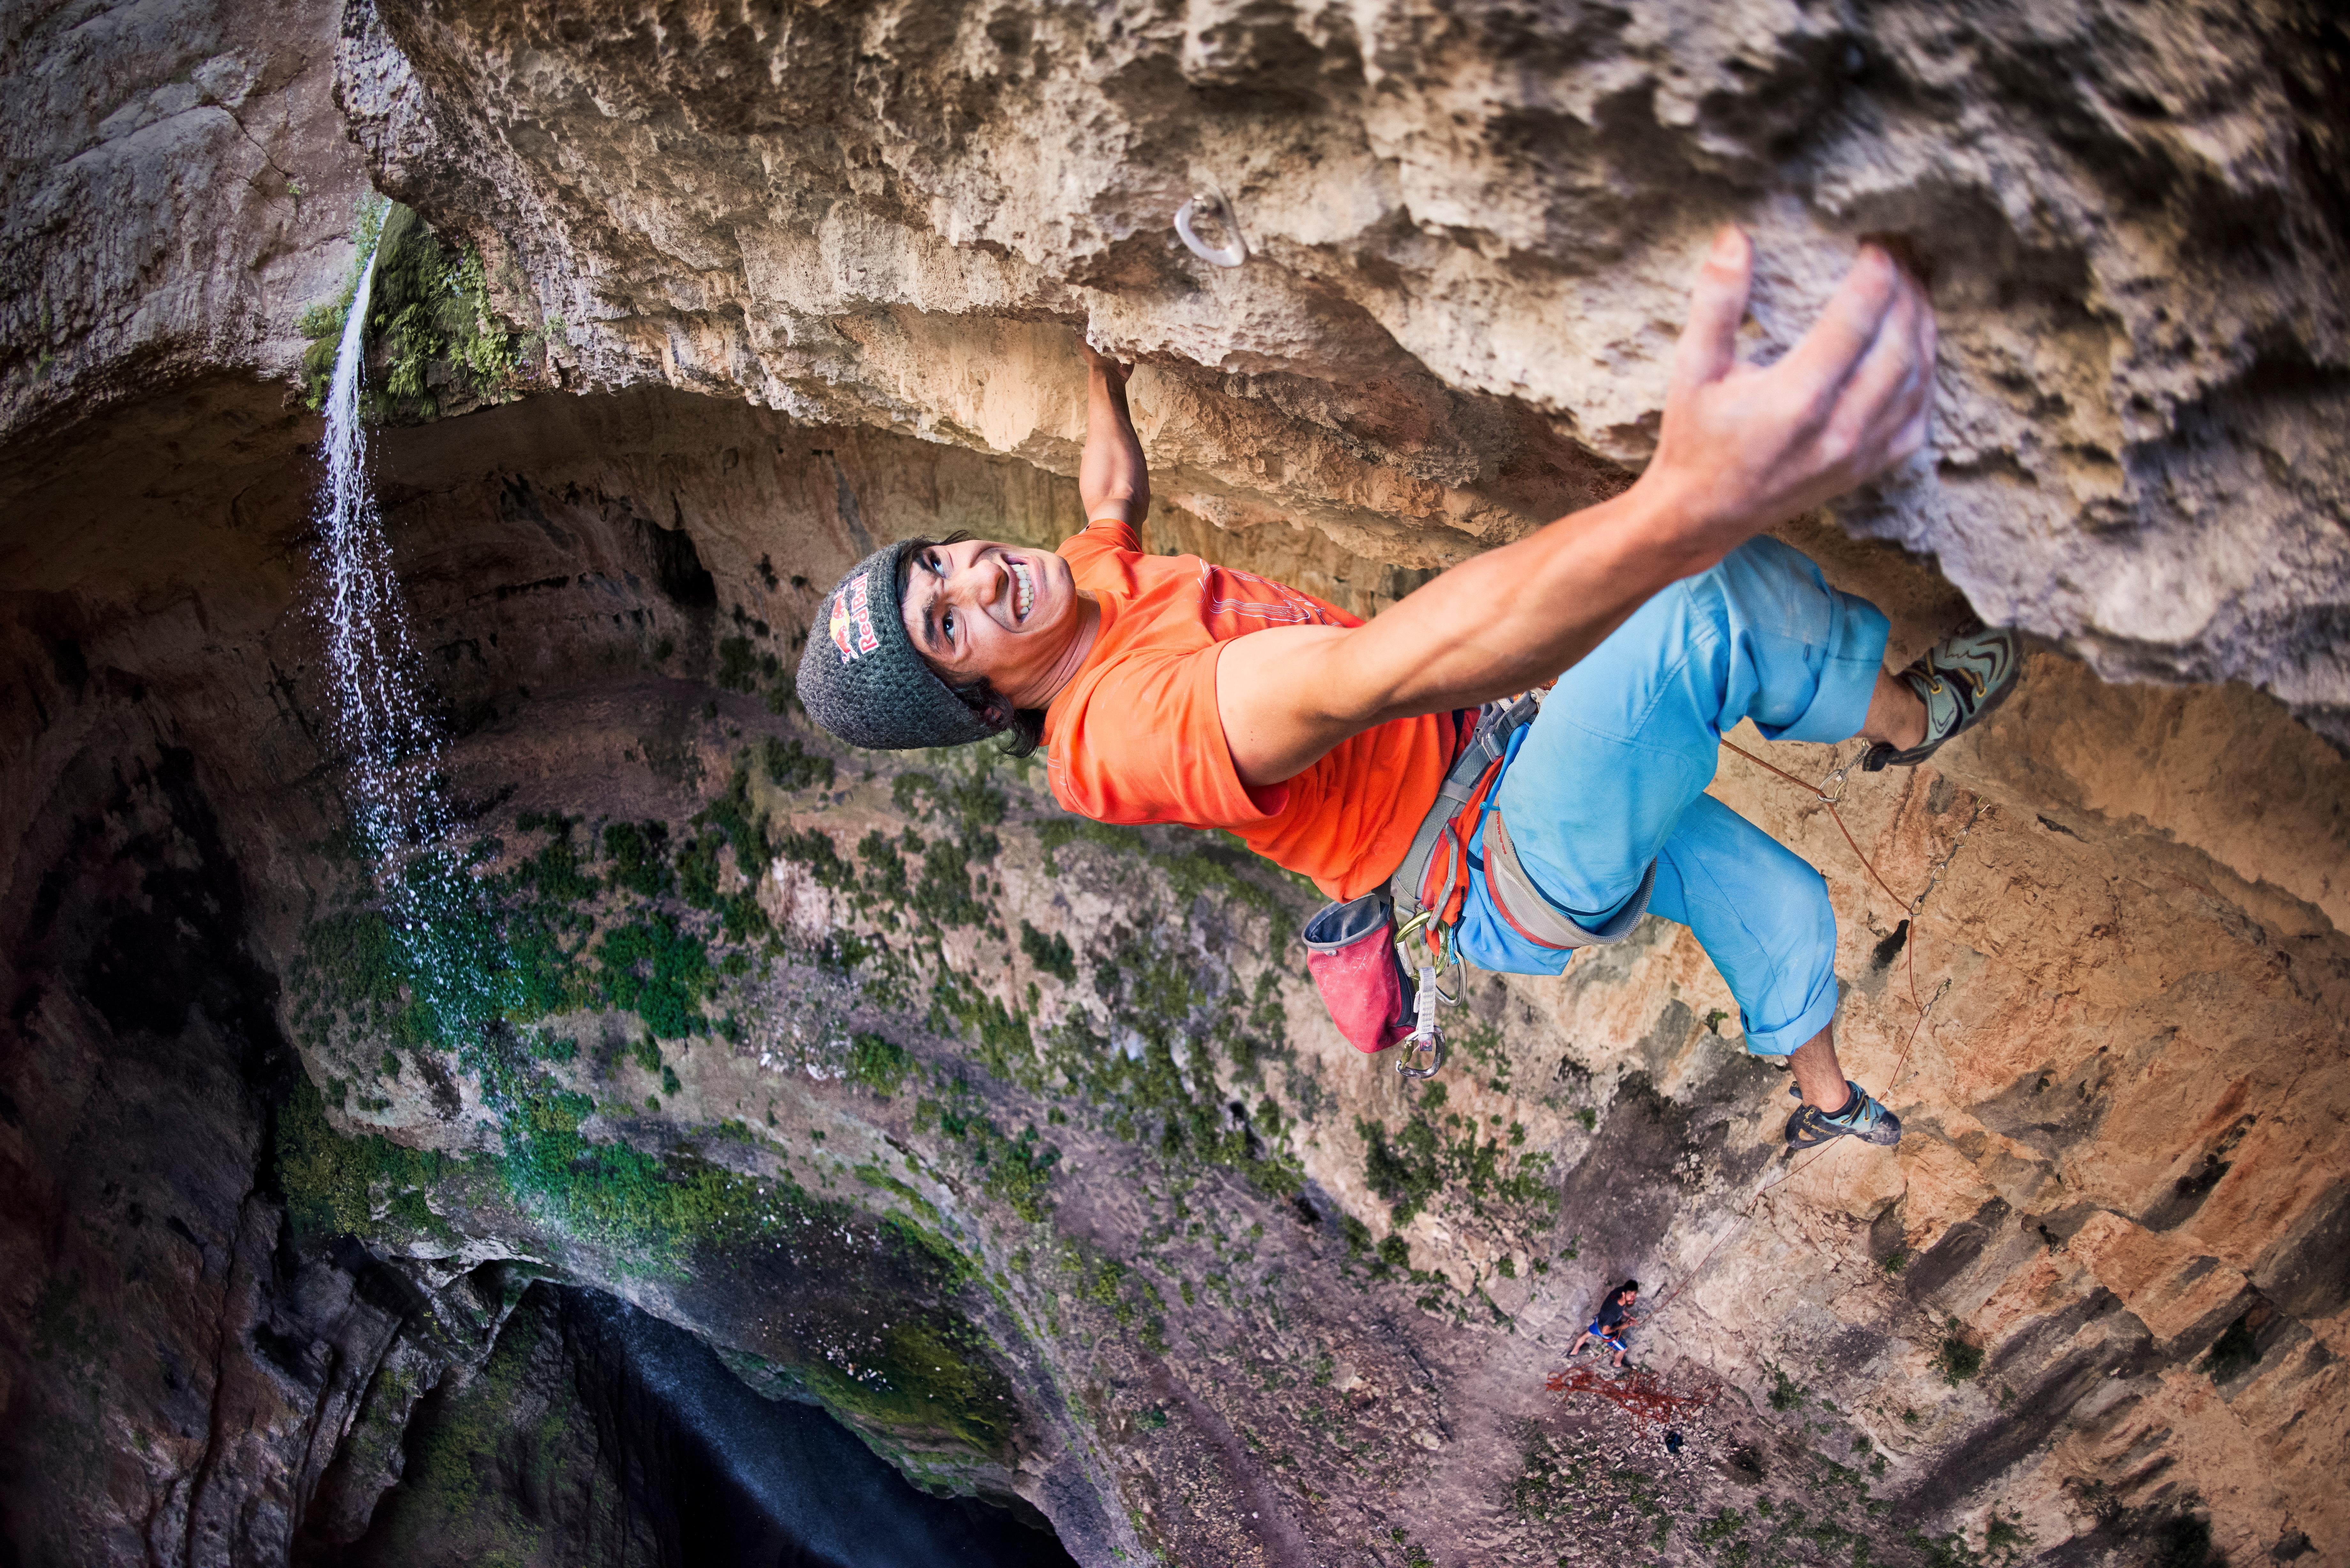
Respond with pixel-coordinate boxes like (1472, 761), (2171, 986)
(1587, 1322), (1629, 1356)
(1454, 537), (1891, 1056)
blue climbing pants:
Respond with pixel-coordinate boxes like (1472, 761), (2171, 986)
(1452, 537), (1890, 1055)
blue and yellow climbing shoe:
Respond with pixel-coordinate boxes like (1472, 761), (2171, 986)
(1786, 1081), (1902, 1150)
(1861, 625), (2021, 772)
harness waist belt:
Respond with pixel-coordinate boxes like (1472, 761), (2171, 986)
(1482, 809), (1656, 951)
(1391, 695), (1533, 927)
(1390, 692), (1653, 951)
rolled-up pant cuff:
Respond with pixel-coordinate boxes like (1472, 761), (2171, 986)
(1740, 981), (1841, 1057)
(1758, 589), (1890, 745)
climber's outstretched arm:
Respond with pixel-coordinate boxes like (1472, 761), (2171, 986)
(1079, 343), (1150, 527)
(1216, 228), (1937, 788)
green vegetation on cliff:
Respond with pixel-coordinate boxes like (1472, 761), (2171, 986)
(299, 196), (528, 421)
(292, 772), (786, 1078)
(1356, 1080), (1552, 1233)
(278, 1061), (1022, 1461)
(276, 1074), (456, 1244)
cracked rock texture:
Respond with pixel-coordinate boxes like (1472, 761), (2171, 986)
(334, 0), (2350, 740)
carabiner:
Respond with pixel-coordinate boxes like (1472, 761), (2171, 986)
(1398, 963), (1448, 1078)
(1397, 1029), (1447, 1079)
(1816, 764), (1850, 806)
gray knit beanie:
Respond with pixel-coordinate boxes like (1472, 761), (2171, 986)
(796, 540), (1005, 750)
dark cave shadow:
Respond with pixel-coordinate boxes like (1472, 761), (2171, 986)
(561, 1286), (1076, 1568)
(333, 1281), (1077, 1568)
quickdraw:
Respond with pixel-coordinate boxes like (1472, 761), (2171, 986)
(1391, 909), (1463, 1080)
(1393, 748), (1506, 1078)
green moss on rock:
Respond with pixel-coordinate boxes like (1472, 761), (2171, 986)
(277, 1074), (456, 1244)
(299, 198), (524, 421)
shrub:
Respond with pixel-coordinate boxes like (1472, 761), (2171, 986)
(716, 636), (760, 692)
(602, 821), (671, 897)
(596, 915), (709, 1038)
(676, 833), (722, 908)
(846, 1033), (912, 1098)
(1935, 1326), (1984, 1385)
(1019, 920), (1077, 983)
(761, 735), (835, 791)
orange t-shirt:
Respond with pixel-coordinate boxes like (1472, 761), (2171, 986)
(1042, 519), (1455, 900)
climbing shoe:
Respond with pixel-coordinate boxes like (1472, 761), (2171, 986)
(1785, 1081), (1902, 1150)
(1861, 625), (2021, 772)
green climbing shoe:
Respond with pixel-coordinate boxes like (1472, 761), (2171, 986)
(1861, 625), (2022, 772)
(1786, 1081), (1903, 1150)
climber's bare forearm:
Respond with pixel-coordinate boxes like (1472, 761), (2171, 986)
(1216, 486), (1696, 781)
(1216, 230), (1936, 788)
(1079, 348), (1149, 525)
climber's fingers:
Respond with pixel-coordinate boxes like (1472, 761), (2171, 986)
(1080, 339), (1132, 387)
(1870, 308), (1946, 465)
(1779, 245), (1909, 426)
(1857, 276), (1938, 468)
(1816, 275), (1931, 478)
(1669, 226), (1755, 395)
(1880, 306), (1939, 463)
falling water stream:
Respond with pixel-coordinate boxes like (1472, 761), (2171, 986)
(303, 226), (1072, 1565)
(312, 239), (467, 1028)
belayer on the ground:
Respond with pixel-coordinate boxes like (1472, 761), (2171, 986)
(797, 227), (2020, 1154)
(1567, 1280), (1643, 1368)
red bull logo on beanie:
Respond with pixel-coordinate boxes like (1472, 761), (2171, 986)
(829, 572), (880, 662)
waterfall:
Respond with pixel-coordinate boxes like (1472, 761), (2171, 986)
(312, 237), (470, 1034)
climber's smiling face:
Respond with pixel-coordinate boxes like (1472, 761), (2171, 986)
(898, 537), (1085, 708)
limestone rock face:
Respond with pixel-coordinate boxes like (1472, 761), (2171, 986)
(340, 0), (2350, 738)
(0, 0), (372, 436)
(4, 379), (2346, 1568)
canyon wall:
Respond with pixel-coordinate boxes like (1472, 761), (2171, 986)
(5, 377), (2345, 1566)
(2, 2), (2348, 1566)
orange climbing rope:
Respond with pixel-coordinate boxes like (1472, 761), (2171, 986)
(1638, 741), (1954, 1325)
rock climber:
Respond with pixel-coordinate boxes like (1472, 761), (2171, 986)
(795, 228), (2019, 1153)
(1567, 1280), (1642, 1368)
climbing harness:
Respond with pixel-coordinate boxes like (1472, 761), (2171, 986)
(1297, 696), (1526, 1078)
(1173, 185), (1249, 268)
(1303, 690), (1655, 1078)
